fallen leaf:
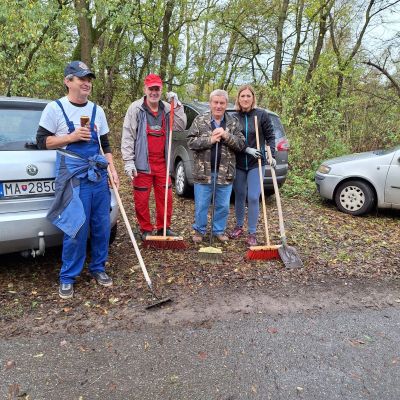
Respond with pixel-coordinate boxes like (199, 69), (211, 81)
(5, 360), (16, 370)
(198, 351), (207, 360)
(109, 297), (120, 304)
(349, 338), (365, 347)
(169, 375), (179, 384)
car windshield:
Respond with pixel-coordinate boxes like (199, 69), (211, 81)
(0, 108), (42, 150)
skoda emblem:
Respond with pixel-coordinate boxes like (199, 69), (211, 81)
(26, 164), (38, 176)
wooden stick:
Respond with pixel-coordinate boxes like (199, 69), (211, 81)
(100, 148), (153, 291)
(254, 115), (271, 246)
(162, 98), (174, 237)
(265, 145), (287, 244)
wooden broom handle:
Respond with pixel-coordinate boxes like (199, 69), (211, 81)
(100, 148), (153, 290)
(265, 145), (286, 241)
(163, 99), (174, 236)
(255, 115), (271, 246)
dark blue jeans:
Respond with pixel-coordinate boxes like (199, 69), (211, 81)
(60, 176), (111, 284)
(233, 166), (265, 234)
(193, 174), (232, 236)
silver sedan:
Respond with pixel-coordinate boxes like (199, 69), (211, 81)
(315, 147), (400, 215)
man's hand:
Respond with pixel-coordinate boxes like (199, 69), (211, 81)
(211, 127), (224, 144)
(71, 126), (91, 142)
(245, 147), (262, 159)
(110, 168), (120, 190)
(124, 161), (137, 179)
(166, 91), (182, 107)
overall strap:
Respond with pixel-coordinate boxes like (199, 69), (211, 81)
(55, 99), (75, 133)
(90, 104), (97, 131)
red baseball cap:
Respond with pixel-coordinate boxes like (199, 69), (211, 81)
(144, 74), (163, 88)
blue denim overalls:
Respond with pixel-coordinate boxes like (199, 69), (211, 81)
(55, 100), (111, 284)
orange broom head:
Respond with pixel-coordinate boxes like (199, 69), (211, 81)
(246, 245), (281, 261)
(143, 235), (188, 250)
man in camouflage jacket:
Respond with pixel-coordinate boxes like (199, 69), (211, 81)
(187, 89), (245, 243)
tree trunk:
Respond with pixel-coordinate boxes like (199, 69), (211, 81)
(217, 30), (239, 89)
(272, 0), (289, 87)
(285, 0), (305, 84)
(160, 0), (175, 81)
(305, 0), (333, 83)
(73, 0), (93, 66)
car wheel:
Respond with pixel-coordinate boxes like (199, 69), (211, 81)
(334, 180), (375, 216)
(109, 224), (117, 245)
(175, 160), (192, 197)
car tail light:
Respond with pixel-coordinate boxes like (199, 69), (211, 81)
(276, 138), (289, 151)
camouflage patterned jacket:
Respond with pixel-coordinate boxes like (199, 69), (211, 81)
(187, 111), (245, 185)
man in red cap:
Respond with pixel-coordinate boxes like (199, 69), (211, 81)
(121, 74), (187, 240)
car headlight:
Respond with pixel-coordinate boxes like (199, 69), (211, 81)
(317, 164), (331, 174)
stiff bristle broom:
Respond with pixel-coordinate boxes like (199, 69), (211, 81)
(143, 98), (187, 250)
(198, 141), (223, 264)
(246, 115), (280, 261)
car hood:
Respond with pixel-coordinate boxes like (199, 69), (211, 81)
(323, 151), (380, 165)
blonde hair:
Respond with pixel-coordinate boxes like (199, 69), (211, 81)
(235, 84), (257, 111)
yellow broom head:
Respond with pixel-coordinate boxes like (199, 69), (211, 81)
(198, 246), (223, 264)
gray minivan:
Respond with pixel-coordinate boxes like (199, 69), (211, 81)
(171, 101), (289, 196)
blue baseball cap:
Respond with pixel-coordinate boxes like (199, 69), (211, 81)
(64, 61), (96, 78)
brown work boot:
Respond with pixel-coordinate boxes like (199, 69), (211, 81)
(192, 231), (204, 243)
(215, 234), (229, 243)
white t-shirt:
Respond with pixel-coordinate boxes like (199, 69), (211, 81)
(39, 96), (109, 147)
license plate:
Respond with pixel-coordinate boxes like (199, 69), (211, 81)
(0, 180), (55, 198)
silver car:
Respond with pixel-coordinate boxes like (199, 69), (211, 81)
(315, 147), (400, 215)
(0, 96), (118, 256)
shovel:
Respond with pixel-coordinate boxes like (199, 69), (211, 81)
(266, 145), (303, 269)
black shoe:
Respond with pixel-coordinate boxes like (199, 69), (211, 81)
(92, 271), (113, 287)
(141, 231), (153, 241)
(59, 283), (74, 299)
(157, 228), (178, 237)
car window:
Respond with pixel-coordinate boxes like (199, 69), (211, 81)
(0, 108), (43, 150)
(184, 106), (199, 130)
(269, 114), (285, 139)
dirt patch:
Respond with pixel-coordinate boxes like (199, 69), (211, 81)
(1, 167), (400, 338)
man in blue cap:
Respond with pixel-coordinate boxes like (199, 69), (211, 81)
(36, 61), (120, 299)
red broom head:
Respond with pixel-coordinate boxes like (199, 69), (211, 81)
(142, 239), (188, 250)
(246, 248), (280, 260)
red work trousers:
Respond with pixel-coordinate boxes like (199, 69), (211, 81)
(133, 161), (173, 232)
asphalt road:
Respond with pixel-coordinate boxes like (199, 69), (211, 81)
(1, 290), (400, 400)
